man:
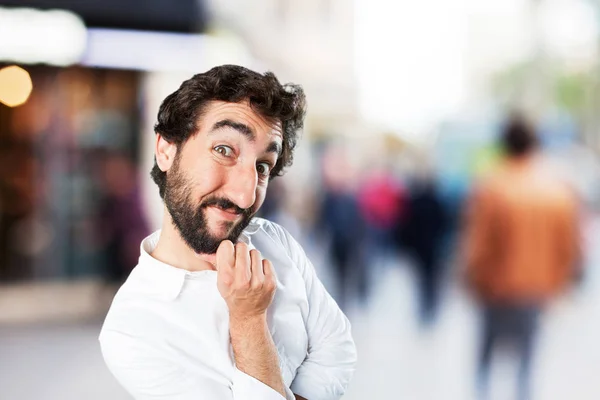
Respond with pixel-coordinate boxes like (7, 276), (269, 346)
(463, 114), (580, 400)
(99, 65), (357, 400)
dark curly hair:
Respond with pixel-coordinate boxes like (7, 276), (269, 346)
(151, 65), (306, 199)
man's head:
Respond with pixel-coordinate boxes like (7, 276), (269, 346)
(151, 65), (306, 254)
(500, 113), (538, 158)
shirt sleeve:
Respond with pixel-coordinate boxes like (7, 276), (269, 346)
(232, 368), (296, 400)
(99, 329), (287, 400)
(277, 227), (358, 400)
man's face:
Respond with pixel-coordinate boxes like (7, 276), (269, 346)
(162, 101), (283, 254)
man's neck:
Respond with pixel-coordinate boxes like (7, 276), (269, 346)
(151, 208), (217, 272)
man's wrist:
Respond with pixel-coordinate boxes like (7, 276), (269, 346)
(229, 313), (268, 336)
(228, 313), (285, 397)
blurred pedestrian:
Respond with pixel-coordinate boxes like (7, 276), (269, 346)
(318, 144), (366, 309)
(399, 175), (447, 327)
(462, 114), (581, 400)
(357, 165), (406, 268)
(320, 186), (365, 310)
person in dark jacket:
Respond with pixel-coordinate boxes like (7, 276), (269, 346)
(400, 176), (447, 327)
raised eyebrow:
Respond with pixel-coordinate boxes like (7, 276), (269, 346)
(211, 119), (255, 141)
(266, 141), (282, 157)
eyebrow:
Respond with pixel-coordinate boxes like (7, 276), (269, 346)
(211, 119), (255, 141)
(211, 118), (282, 156)
(267, 141), (282, 157)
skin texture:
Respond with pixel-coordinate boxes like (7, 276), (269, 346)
(151, 101), (292, 398)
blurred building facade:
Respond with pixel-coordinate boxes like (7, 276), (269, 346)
(0, 1), (247, 283)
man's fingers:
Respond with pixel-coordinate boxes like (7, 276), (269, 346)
(216, 240), (235, 285)
(249, 249), (264, 288)
(234, 242), (251, 285)
(216, 240), (235, 271)
(262, 259), (276, 291)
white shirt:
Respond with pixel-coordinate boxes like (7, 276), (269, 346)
(99, 218), (357, 400)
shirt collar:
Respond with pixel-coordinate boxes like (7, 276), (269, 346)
(136, 218), (263, 300)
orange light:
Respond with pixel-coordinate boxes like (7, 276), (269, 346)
(0, 65), (33, 107)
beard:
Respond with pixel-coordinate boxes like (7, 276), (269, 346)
(163, 157), (255, 254)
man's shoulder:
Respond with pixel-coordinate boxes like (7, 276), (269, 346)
(246, 217), (307, 265)
(246, 217), (292, 244)
(471, 170), (508, 198)
(100, 262), (185, 334)
(100, 269), (160, 326)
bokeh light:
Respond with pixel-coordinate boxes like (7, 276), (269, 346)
(0, 65), (33, 107)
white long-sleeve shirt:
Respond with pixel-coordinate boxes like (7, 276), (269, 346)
(99, 218), (357, 400)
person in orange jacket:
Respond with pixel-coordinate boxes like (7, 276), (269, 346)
(462, 113), (581, 400)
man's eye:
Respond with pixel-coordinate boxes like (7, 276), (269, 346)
(214, 145), (233, 157)
(257, 162), (271, 177)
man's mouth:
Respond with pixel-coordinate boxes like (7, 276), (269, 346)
(218, 206), (241, 215)
(202, 198), (246, 215)
(207, 205), (242, 221)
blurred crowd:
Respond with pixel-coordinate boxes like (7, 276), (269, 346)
(258, 112), (591, 400)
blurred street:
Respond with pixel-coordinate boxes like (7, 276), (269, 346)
(1, 218), (599, 400)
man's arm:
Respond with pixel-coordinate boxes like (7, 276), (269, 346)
(557, 192), (582, 286)
(229, 315), (285, 396)
(217, 241), (287, 398)
(462, 185), (494, 292)
(276, 226), (357, 400)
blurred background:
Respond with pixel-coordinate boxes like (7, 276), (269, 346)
(1, 0), (600, 399)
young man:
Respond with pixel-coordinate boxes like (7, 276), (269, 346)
(99, 65), (357, 400)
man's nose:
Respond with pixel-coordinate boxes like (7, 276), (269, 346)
(225, 164), (257, 211)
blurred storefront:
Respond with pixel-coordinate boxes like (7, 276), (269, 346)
(0, 66), (142, 281)
(0, 1), (249, 284)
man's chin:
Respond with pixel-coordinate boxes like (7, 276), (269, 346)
(191, 227), (238, 254)
(198, 216), (251, 252)
(190, 237), (225, 256)
(207, 222), (236, 240)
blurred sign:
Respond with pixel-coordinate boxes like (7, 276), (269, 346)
(82, 29), (253, 72)
(0, 5), (237, 71)
(0, 0), (207, 33)
(0, 7), (86, 66)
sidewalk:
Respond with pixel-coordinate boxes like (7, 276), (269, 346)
(0, 279), (114, 325)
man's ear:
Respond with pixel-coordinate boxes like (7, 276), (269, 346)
(155, 134), (178, 172)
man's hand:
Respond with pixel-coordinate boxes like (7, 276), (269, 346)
(216, 240), (285, 398)
(216, 241), (277, 321)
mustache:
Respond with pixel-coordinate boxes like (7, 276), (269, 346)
(201, 197), (249, 215)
